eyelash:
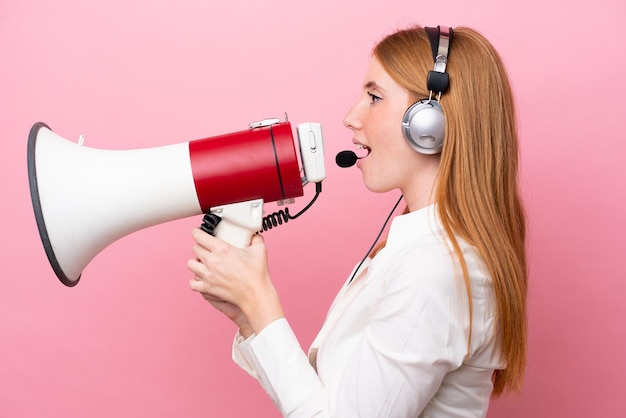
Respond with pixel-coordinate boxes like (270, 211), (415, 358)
(367, 92), (382, 103)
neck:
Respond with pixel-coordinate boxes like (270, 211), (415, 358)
(404, 190), (436, 213)
(402, 157), (440, 213)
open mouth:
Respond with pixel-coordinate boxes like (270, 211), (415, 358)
(356, 144), (371, 159)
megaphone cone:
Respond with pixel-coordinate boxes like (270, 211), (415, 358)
(27, 121), (305, 286)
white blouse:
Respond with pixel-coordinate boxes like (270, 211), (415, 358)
(232, 205), (505, 417)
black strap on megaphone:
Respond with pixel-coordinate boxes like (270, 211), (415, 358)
(199, 213), (222, 235)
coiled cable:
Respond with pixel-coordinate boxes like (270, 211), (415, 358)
(261, 182), (322, 231)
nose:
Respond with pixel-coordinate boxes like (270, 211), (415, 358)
(343, 102), (362, 131)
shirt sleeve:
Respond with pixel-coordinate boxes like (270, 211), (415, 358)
(233, 318), (327, 417)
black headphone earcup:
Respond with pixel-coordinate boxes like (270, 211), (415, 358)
(401, 99), (445, 154)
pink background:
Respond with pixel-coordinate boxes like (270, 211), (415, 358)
(2, 0), (625, 417)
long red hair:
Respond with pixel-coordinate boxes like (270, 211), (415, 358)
(372, 25), (528, 395)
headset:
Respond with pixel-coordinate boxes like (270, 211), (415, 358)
(402, 26), (453, 155)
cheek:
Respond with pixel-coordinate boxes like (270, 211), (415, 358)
(366, 115), (403, 147)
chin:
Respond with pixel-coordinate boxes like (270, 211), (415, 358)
(362, 179), (394, 194)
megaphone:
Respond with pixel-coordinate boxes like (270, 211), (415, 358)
(27, 117), (326, 287)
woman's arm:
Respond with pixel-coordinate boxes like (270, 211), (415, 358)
(187, 229), (471, 417)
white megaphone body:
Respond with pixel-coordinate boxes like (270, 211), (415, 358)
(27, 117), (326, 287)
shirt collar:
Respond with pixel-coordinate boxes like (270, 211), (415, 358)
(385, 204), (441, 250)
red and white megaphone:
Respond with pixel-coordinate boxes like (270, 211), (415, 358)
(27, 116), (325, 287)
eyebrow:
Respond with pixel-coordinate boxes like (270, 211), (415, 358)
(364, 81), (385, 91)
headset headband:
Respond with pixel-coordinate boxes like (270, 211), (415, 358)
(425, 26), (453, 94)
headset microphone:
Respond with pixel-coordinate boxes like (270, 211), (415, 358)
(335, 150), (359, 168)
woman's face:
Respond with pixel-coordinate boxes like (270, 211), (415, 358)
(343, 57), (435, 198)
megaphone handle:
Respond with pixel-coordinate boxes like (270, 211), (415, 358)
(201, 199), (264, 249)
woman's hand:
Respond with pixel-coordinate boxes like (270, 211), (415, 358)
(187, 228), (284, 336)
(194, 289), (254, 337)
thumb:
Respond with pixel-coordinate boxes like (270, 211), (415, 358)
(250, 233), (266, 246)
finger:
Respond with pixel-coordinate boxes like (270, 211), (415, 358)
(249, 234), (269, 259)
(192, 227), (225, 251)
(189, 278), (208, 293)
(187, 258), (206, 276)
(201, 292), (222, 303)
(191, 243), (211, 262)
(250, 233), (265, 246)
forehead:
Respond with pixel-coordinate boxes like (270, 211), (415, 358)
(362, 56), (401, 93)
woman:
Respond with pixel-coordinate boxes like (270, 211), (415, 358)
(187, 24), (527, 417)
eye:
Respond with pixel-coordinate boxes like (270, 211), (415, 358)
(367, 92), (382, 104)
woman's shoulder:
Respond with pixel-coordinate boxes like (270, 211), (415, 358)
(377, 230), (488, 294)
(374, 238), (458, 293)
